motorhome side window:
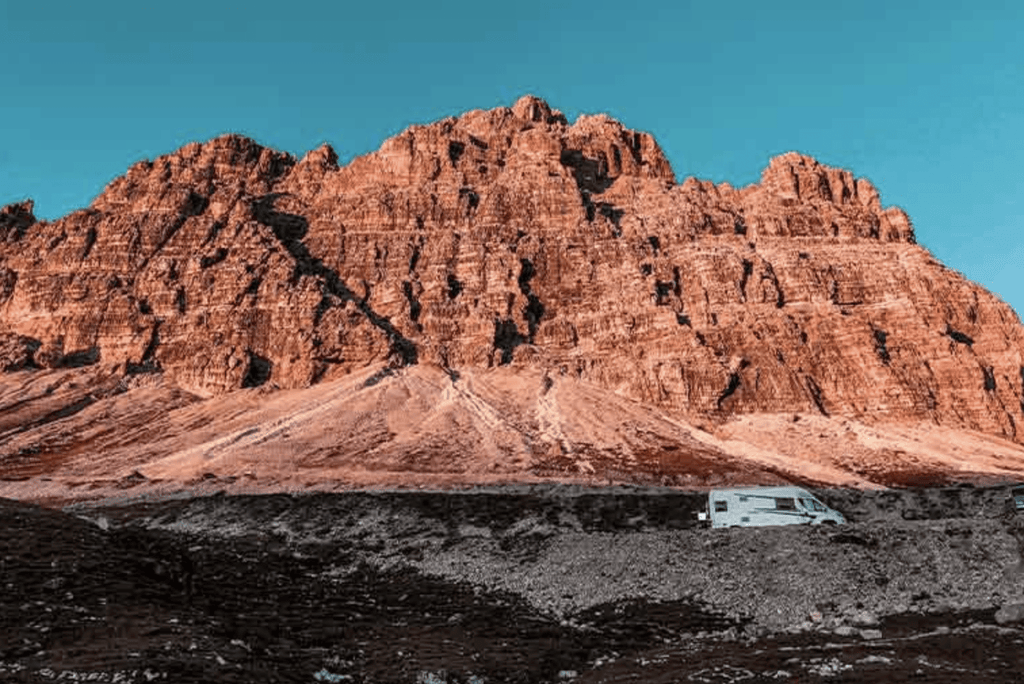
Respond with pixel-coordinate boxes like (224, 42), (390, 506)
(800, 498), (827, 512)
(714, 500), (728, 512)
(775, 497), (796, 511)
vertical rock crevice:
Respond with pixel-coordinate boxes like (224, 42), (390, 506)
(446, 274), (463, 300)
(717, 373), (741, 410)
(174, 287), (187, 315)
(873, 329), (891, 365)
(447, 140), (465, 167)
(241, 351), (273, 388)
(982, 366), (996, 392)
(597, 203), (624, 237)
(81, 227), (98, 260)
(492, 318), (524, 366)
(402, 281), (422, 323)
(517, 258), (545, 342)
(739, 259), (753, 301)
(805, 376), (829, 416)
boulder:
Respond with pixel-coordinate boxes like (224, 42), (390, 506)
(995, 602), (1024, 625)
(850, 610), (880, 627)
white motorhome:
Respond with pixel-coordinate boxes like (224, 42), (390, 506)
(698, 486), (845, 528)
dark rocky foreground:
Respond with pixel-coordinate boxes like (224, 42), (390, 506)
(3, 485), (1024, 683)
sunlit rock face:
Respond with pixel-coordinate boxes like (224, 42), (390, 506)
(0, 95), (1021, 441)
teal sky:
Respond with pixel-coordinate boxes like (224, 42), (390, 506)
(2, 1), (1021, 316)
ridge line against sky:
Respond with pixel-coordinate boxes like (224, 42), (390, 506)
(1, 0), (1021, 315)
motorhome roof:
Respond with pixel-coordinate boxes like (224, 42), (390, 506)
(709, 486), (817, 497)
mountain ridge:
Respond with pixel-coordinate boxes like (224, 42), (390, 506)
(1, 95), (1023, 495)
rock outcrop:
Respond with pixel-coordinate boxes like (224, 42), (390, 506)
(1, 95), (1022, 444)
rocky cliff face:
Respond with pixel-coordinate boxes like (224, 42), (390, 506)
(1, 95), (1022, 443)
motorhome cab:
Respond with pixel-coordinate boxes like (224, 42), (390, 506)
(697, 486), (845, 528)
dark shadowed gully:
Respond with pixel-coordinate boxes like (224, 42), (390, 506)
(4, 486), (1024, 683)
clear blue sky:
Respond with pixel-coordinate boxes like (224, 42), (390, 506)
(2, 1), (1021, 316)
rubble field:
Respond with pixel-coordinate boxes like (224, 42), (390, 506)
(3, 484), (1024, 683)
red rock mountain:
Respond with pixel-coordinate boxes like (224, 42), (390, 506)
(2, 95), (1024, 496)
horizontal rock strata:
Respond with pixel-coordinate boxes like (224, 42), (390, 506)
(1, 95), (1022, 445)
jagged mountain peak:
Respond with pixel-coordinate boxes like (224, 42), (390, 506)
(0, 96), (1019, 489)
